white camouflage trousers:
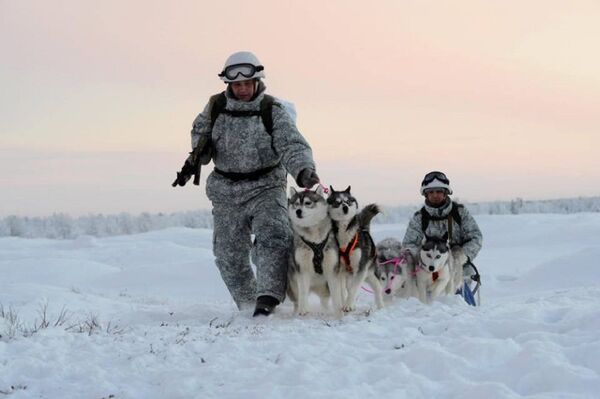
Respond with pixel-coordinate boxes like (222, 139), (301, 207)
(211, 187), (291, 309)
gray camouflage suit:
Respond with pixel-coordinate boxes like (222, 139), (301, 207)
(402, 199), (483, 262)
(191, 81), (315, 309)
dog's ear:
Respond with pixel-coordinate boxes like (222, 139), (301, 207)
(315, 184), (324, 197)
(344, 185), (351, 193)
(289, 186), (298, 197)
(442, 232), (449, 242)
(421, 235), (428, 245)
(329, 185), (335, 194)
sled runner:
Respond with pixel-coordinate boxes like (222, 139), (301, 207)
(458, 260), (481, 306)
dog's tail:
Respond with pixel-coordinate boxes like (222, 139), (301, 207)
(358, 203), (380, 231)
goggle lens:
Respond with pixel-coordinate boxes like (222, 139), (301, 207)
(220, 63), (264, 80)
(422, 171), (449, 185)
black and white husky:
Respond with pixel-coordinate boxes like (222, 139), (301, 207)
(376, 237), (416, 300)
(416, 233), (464, 303)
(327, 186), (384, 312)
(287, 186), (343, 315)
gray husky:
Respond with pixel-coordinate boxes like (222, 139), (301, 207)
(327, 186), (384, 311)
(287, 186), (343, 315)
(376, 237), (416, 300)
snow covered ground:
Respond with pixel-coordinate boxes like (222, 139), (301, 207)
(1, 214), (599, 398)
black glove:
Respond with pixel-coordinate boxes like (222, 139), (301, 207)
(297, 168), (320, 189)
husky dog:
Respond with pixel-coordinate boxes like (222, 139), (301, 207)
(450, 245), (469, 294)
(415, 233), (458, 304)
(287, 186), (343, 315)
(376, 237), (416, 300)
(327, 186), (384, 311)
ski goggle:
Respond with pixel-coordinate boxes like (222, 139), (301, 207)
(421, 171), (449, 186)
(218, 63), (264, 80)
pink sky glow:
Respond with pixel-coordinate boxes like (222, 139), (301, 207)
(1, 1), (599, 216)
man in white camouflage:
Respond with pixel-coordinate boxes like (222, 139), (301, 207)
(189, 51), (319, 316)
(402, 171), (482, 277)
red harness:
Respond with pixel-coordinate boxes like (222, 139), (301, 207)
(339, 232), (359, 273)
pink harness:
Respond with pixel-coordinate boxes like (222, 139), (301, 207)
(361, 255), (407, 294)
(303, 182), (329, 194)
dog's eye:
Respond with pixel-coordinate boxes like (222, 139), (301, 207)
(304, 201), (312, 206)
(380, 276), (386, 281)
(390, 276), (395, 280)
(426, 253), (432, 258)
(435, 255), (441, 259)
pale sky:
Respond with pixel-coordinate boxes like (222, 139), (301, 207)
(1, 1), (599, 216)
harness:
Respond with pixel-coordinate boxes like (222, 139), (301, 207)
(378, 256), (407, 292)
(300, 232), (331, 275)
(361, 254), (408, 294)
(339, 232), (359, 273)
(209, 92), (281, 181)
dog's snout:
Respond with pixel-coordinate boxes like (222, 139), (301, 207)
(296, 209), (303, 218)
(342, 205), (348, 214)
(428, 266), (435, 272)
(385, 288), (391, 295)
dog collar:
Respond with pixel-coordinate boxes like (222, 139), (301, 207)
(419, 261), (439, 282)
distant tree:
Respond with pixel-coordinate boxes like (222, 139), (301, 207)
(510, 198), (523, 214)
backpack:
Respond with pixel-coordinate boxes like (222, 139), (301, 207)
(209, 92), (276, 134)
(420, 201), (463, 241)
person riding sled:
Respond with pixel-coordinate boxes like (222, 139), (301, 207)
(173, 51), (320, 316)
(402, 171), (483, 304)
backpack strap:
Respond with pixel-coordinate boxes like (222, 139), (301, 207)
(260, 94), (275, 135)
(209, 92), (227, 131)
(420, 201), (463, 236)
(420, 207), (429, 234)
(450, 202), (463, 227)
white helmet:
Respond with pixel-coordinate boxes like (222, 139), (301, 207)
(218, 51), (265, 83)
(420, 171), (453, 196)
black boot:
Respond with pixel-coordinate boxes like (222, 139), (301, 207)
(253, 295), (280, 317)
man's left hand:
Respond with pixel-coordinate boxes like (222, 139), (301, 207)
(297, 168), (320, 188)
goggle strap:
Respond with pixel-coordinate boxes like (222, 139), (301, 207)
(219, 64), (264, 79)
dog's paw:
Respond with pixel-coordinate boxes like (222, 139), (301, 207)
(342, 305), (356, 313)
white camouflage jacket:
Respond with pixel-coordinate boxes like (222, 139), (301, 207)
(402, 199), (483, 261)
(190, 82), (315, 204)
